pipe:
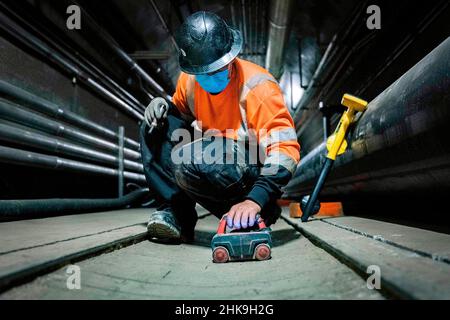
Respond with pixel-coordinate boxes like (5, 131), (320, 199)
(284, 37), (450, 199)
(0, 99), (141, 161)
(0, 145), (146, 184)
(0, 122), (144, 173)
(0, 1), (147, 114)
(292, 1), (370, 130)
(0, 188), (150, 222)
(118, 126), (125, 197)
(241, 0), (249, 55)
(148, 0), (179, 50)
(292, 34), (338, 124)
(0, 11), (145, 121)
(264, 0), (294, 79)
(0, 80), (140, 150)
(74, 2), (171, 100)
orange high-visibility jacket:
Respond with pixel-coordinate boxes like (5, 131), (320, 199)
(172, 58), (300, 207)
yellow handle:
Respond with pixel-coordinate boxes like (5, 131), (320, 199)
(326, 94), (368, 161)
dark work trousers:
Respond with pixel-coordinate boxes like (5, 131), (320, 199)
(139, 114), (281, 233)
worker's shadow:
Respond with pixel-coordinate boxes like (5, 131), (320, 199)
(191, 227), (301, 248)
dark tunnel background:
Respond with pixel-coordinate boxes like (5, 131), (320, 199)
(0, 0), (449, 230)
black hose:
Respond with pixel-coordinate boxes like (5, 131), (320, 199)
(0, 188), (151, 222)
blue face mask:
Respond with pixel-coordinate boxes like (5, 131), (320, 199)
(195, 69), (230, 94)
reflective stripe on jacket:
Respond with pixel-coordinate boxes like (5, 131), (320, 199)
(172, 58), (300, 174)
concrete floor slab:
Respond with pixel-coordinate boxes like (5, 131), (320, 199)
(1, 215), (384, 300)
(0, 208), (151, 254)
(318, 216), (450, 262)
(283, 214), (450, 299)
(0, 208), (151, 291)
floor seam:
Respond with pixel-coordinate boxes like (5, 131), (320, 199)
(319, 219), (450, 265)
(280, 214), (401, 299)
(1, 212), (211, 256)
(0, 223), (145, 256)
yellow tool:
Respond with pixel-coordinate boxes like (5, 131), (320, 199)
(301, 94), (368, 222)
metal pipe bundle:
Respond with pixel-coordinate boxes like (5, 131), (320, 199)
(0, 122), (143, 173)
(0, 80), (140, 150)
(0, 11), (145, 121)
(73, 2), (171, 100)
(0, 99), (141, 161)
(284, 37), (450, 199)
(0, 145), (146, 184)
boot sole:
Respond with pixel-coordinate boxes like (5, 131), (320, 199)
(147, 220), (181, 240)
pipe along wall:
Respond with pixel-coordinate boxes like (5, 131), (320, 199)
(0, 82), (149, 218)
(284, 37), (450, 200)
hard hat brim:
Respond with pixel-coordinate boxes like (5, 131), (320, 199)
(179, 28), (243, 75)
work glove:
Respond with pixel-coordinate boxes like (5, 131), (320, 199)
(144, 97), (169, 128)
(226, 200), (262, 230)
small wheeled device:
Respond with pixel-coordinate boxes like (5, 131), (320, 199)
(211, 215), (272, 263)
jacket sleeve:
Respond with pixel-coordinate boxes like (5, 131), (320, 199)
(171, 72), (192, 117)
(244, 81), (300, 209)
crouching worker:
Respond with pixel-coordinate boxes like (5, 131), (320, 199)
(139, 11), (300, 242)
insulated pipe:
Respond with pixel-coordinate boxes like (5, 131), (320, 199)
(0, 99), (141, 161)
(0, 80), (140, 150)
(0, 11), (144, 121)
(0, 122), (144, 173)
(284, 37), (450, 199)
(265, 0), (294, 79)
(0, 188), (150, 222)
(0, 145), (146, 184)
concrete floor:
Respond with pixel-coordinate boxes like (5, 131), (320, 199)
(1, 214), (383, 300)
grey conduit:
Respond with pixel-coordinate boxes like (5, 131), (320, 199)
(0, 145), (146, 184)
(0, 188), (151, 222)
(0, 122), (144, 173)
(0, 2), (147, 115)
(73, 2), (171, 100)
(0, 11), (144, 121)
(0, 80), (140, 150)
(0, 99), (141, 161)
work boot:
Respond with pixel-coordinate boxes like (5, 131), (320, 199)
(147, 207), (181, 241)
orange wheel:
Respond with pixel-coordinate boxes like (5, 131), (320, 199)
(254, 244), (271, 261)
(212, 246), (229, 263)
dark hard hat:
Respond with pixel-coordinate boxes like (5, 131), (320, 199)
(175, 11), (242, 75)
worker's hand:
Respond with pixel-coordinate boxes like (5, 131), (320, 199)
(144, 97), (169, 128)
(226, 200), (262, 230)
